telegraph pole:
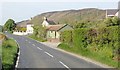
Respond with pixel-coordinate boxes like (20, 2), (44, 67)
(118, 1), (120, 18)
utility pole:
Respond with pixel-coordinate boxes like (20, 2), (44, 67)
(118, 1), (120, 18)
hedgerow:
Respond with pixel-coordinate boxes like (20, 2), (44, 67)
(59, 26), (119, 67)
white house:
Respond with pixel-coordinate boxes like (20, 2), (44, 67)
(46, 24), (73, 42)
(41, 17), (73, 42)
(26, 23), (34, 34)
(42, 17), (56, 27)
(106, 9), (119, 18)
(13, 23), (34, 35)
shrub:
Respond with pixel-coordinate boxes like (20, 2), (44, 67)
(60, 26), (119, 61)
(73, 28), (88, 48)
(60, 30), (73, 44)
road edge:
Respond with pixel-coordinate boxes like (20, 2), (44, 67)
(5, 35), (20, 69)
(42, 43), (114, 68)
(14, 40), (20, 69)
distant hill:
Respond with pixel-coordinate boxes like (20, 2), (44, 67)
(17, 8), (106, 27)
(16, 20), (30, 27)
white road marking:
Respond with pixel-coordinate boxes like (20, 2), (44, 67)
(44, 52), (53, 58)
(59, 61), (70, 70)
(26, 40), (28, 41)
(14, 40), (20, 68)
(32, 44), (35, 46)
(15, 55), (20, 68)
(37, 47), (42, 50)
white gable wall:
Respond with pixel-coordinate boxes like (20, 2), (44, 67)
(47, 31), (60, 39)
(26, 24), (34, 34)
(115, 12), (118, 17)
(42, 20), (50, 27)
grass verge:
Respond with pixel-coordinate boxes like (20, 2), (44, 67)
(58, 43), (118, 68)
(28, 34), (46, 42)
(2, 38), (18, 69)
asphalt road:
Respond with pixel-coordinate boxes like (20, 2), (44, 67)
(5, 33), (110, 69)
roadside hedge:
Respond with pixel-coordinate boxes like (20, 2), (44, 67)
(60, 30), (73, 44)
(60, 26), (119, 67)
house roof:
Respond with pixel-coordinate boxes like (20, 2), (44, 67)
(106, 9), (118, 15)
(46, 20), (56, 25)
(43, 17), (56, 25)
(46, 24), (67, 31)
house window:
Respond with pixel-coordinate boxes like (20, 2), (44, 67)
(28, 30), (30, 32)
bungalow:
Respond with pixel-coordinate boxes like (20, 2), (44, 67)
(41, 17), (73, 42)
(46, 24), (73, 42)
(106, 9), (119, 18)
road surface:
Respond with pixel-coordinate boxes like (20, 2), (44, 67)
(5, 33), (111, 69)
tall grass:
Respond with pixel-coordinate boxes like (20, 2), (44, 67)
(2, 38), (18, 69)
(58, 43), (118, 67)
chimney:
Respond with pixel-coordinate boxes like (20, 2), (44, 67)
(44, 17), (47, 21)
(58, 22), (59, 24)
(30, 17), (32, 20)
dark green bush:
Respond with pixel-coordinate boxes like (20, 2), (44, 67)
(73, 28), (88, 49)
(60, 26), (119, 60)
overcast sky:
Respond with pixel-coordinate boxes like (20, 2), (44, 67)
(0, 0), (120, 25)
